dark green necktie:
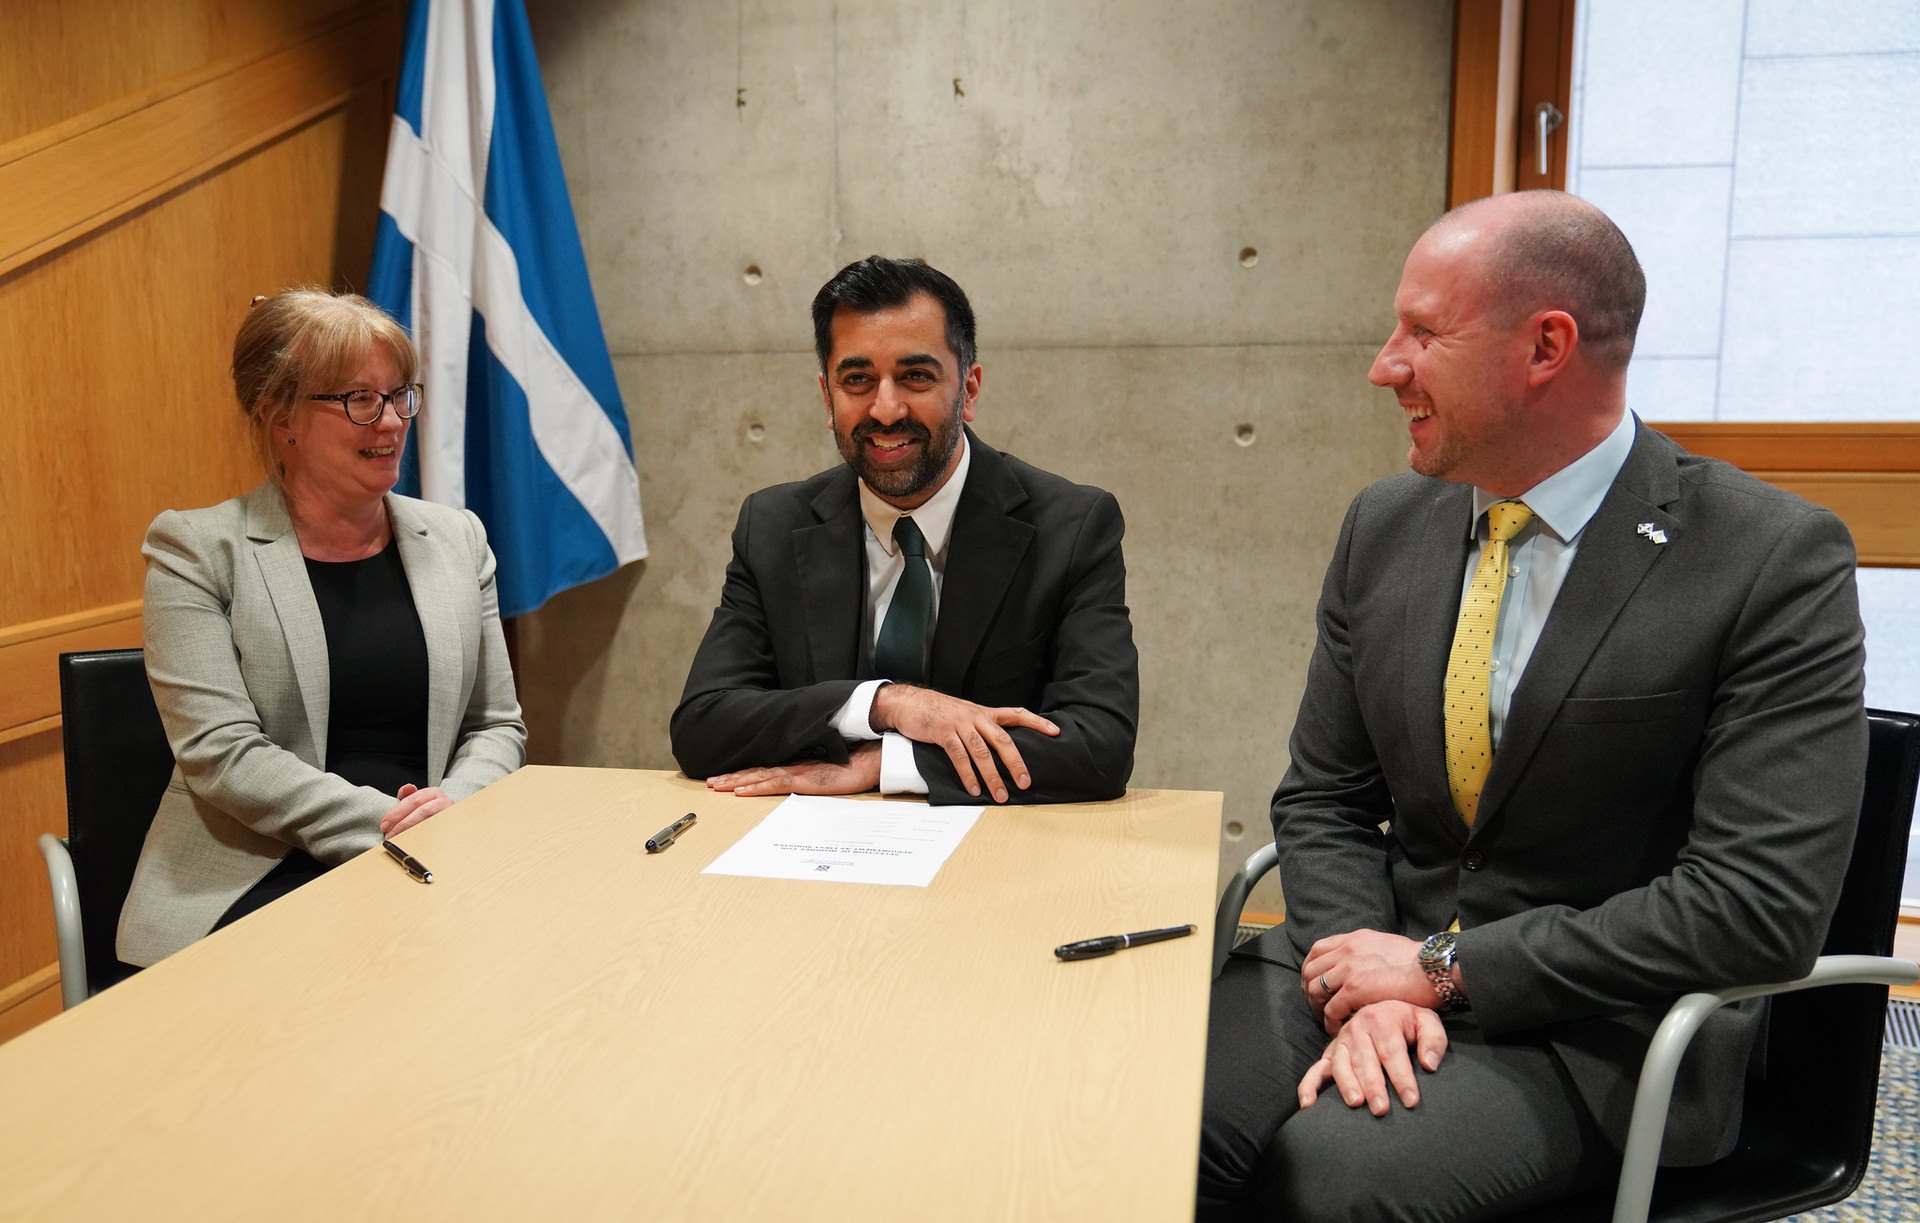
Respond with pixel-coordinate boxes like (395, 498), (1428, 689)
(873, 516), (932, 684)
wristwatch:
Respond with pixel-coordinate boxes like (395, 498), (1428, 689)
(1418, 932), (1469, 1013)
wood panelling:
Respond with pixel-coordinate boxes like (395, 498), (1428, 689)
(0, 967), (62, 1046)
(1656, 423), (1920, 474)
(0, 733), (65, 989)
(0, 602), (141, 742)
(1765, 474), (1920, 569)
(1656, 424), (1920, 567)
(0, 0), (405, 1041)
(0, 6), (401, 278)
(0, 97), (394, 628)
(0, 0), (379, 146)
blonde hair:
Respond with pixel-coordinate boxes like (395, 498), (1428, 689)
(232, 288), (418, 476)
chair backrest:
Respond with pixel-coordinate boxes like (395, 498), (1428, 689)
(59, 649), (173, 996)
(1769, 710), (1920, 1118)
(1674, 707), (1920, 1219)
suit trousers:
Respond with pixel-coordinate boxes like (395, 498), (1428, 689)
(1198, 954), (1617, 1222)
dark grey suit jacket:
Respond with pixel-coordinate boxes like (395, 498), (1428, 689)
(671, 432), (1139, 804)
(1235, 422), (1867, 1164)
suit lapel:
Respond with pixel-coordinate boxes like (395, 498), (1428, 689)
(1476, 424), (1682, 825)
(1403, 483), (1476, 845)
(930, 437), (1035, 690)
(389, 496), (462, 782)
(795, 471), (866, 682)
(245, 484), (332, 763)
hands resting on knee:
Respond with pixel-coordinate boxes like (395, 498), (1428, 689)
(1296, 928), (1453, 1116)
(1297, 1001), (1448, 1117)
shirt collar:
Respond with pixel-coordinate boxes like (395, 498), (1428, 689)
(859, 433), (972, 558)
(1470, 408), (1634, 544)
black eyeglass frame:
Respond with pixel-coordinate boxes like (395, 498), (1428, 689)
(307, 383), (424, 426)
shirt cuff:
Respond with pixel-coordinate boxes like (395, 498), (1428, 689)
(830, 679), (887, 742)
(880, 732), (929, 794)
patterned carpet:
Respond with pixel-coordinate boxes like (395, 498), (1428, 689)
(1791, 1043), (1920, 1221)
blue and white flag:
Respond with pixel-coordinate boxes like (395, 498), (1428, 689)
(367, 0), (646, 619)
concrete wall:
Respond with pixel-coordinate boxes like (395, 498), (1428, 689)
(519, 0), (1454, 905)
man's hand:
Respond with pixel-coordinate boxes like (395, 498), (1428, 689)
(381, 783), (454, 837)
(1297, 1001), (1448, 1116)
(707, 740), (882, 797)
(1302, 929), (1442, 1033)
(870, 683), (1059, 803)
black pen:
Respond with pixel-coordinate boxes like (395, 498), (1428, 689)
(646, 812), (698, 853)
(382, 839), (433, 884)
(1055, 923), (1195, 960)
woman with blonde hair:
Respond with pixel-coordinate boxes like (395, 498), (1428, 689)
(118, 289), (525, 967)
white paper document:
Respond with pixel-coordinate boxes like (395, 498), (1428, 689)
(702, 794), (985, 887)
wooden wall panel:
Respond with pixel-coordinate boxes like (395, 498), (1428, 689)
(0, 734), (66, 991)
(0, 0), (375, 146)
(0, 7), (400, 277)
(1656, 423), (1920, 568)
(0, 95), (395, 629)
(0, 0), (405, 1041)
(0, 604), (142, 747)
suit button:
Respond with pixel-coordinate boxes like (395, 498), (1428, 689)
(1463, 851), (1484, 871)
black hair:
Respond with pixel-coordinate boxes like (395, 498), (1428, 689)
(810, 256), (977, 372)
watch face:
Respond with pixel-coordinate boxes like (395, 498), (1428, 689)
(1421, 933), (1455, 968)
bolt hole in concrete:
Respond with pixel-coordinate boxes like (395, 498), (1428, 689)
(1238, 247), (1259, 268)
(742, 265), (763, 286)
(1234, 423), (1256, 447)
(1224, 820), (1245, 839)
(747, 422), (766, 443)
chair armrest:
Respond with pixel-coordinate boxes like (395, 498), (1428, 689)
(1610, 954), (1920, 1223)
(1213, 841), (1279, 978)
(36, 834), (89, 1011)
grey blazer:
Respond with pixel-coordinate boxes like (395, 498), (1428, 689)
(1235, 422), (1867, 1164)
(117, 483), (526, 967)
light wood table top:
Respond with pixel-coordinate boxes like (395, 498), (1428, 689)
(0, 768), (1222, 1221)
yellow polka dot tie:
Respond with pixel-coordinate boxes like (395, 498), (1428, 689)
(1444, 500), (1535, 828)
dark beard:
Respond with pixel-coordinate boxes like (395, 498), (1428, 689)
(835, 393), (964, 500)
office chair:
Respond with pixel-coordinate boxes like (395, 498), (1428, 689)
(1212, 709), (1920, 1223)
(37, 648), (174, 1009)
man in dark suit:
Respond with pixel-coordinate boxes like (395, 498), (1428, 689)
(672, 256), (1138, 805)
(1198, 191), (1867, 1220)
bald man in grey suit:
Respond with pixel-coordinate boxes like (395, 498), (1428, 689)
(1198, 192), (1867, 1220)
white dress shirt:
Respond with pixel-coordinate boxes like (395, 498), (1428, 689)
(1465, 409), (1636, 746)
(827, 436), (974, 793)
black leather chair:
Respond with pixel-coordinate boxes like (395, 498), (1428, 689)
(1213, 709), (1920, 1223)
(37, 648), (174, 1008)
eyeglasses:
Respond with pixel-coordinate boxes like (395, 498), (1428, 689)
(308, 384), (423, 426)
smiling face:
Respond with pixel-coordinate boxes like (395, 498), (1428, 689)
(1367, 223), (1538, 494)
(820, 292), (981, 509)
(280, 344), (411, 510)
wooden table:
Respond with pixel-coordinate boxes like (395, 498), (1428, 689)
(0, 768), (1221, 1221)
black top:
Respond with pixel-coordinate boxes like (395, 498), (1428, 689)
(304, 539), (430, 796)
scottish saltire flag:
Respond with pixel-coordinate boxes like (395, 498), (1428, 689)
(367, 0), (646, 618)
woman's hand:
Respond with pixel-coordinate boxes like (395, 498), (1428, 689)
(380, 783), (454, 837)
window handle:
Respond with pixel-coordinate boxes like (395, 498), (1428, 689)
(1534, 102), (1566, 178)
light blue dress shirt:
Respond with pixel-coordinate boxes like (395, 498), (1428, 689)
(1464, 410), (1637, 747)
